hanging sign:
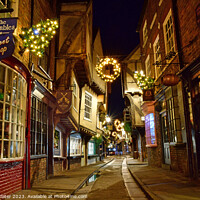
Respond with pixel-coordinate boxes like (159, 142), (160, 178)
(54, 90), (72, 113)
(143, 89), (154, 101)
(0, 18), (17, 60)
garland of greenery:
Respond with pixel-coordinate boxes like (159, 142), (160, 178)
(20, 19), (59, 57)
(96, 57), (121, 82)
(134, 71), (154, 90)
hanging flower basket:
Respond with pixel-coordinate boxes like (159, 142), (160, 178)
(134, 71), (154, 90)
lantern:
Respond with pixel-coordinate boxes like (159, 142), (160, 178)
(161, 74), (179, 86)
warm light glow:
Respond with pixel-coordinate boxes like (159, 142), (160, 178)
(106, 116), (111, 123)
(96, 57), (121, 82)
(20, 19), (59, 57)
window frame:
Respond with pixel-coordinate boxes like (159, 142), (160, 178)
(0, 63), (27, 160)
(143, 20), (148, 47)
(145, 113), (157, 147)
(88, 141), (95, 155)
(153, 35), (162, 78)
(69, 135), (82, 156)
(84, 91), (92, 121)
(145, 55), (151, 77)
(163, 9), (175, 57)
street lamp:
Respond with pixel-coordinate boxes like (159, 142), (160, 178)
(106, 116), (111, 123)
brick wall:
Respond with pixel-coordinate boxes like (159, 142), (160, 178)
(0, 161), (23, 196)
(177, 0), (200, 64)
(147, 104), (163, 168)
(54, 160), (63, 176)
(30, 158), (47, 186)
(170, 145), (189, 176)
(70, 157), (81, 169)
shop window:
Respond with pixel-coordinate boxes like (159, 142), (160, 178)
(153, 35), (162, 78)
(70, 135), (81, 156)
(72, 79), (78, 111)
(145, 113), (157, 147)
(163, 9), (175, 56)
(0, 63), (27, 159)
(88, 141), (95, 155)
(84, 91), (92, 120)
(54, 128), (62, 156)
(30, 96), (47, 156)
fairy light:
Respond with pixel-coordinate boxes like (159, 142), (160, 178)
(96, 57), (121, 82)
(134, 71), (154, 90)
(20, 19), (59, 57)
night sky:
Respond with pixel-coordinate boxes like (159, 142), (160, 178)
(93, 0), (145, 118)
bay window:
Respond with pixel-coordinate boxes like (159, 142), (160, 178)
(0, 63), (27, 159)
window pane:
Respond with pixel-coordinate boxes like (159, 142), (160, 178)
(0, 122), (2, 139)
(11, 123), (15, 140)
(3, 141), (9, 158)
(0, 140), (1, 156)
(7, 69), (12, 86)
(4, 122), (9, 139)
(10, 141), (14, 158)
(0, 65), (5, 83)
(16, 141), (19, 157)
(0, 102), (3, 120)
(13, 73), (18, 89)
(0, 84), (4, 101)
(12, 89), (17, 106)
(6, 86), (11, 103)
(5, 104), (10, 121)
(12, 106), (16, 122)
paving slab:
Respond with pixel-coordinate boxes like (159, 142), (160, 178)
(127, 157), (200, 200)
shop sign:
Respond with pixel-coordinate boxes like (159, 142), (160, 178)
(196, 4), (200, 27)
(55, 90), (72, 113)
(143, 89), (154, 101)
(0, 18), (17, 60)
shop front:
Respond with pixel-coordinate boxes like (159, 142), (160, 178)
(0, 56), (31, 195)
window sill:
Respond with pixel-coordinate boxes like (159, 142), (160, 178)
(31, 155), (47, 159)
(69, 155), (83, 159)
(146, 144), (157, 147)
(0, 157), (24, 163)
(84, 117), (92, 122)
(54, 156), (66, 160)
(170, 142), (186, 147)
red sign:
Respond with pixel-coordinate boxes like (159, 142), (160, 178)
(54, 90), (72, 113)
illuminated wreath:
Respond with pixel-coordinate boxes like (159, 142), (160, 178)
(112, 132), (117, 137)
(96, 57), (121, 82)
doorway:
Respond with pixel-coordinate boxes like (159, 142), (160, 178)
(161, 112), (171, 165)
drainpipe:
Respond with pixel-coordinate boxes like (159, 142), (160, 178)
(25, 0), (34, 189)
(26, 77), (31, 189)
(172, 0), (194, 179)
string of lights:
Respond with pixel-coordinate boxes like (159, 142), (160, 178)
(20, 19), (59, 57)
